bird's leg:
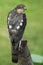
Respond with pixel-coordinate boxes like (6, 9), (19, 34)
(18, 40), (22, 51)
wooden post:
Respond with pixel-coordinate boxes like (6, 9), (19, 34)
(18, 40), (34, 65)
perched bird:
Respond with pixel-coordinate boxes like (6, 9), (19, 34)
(7, 4), (27, 63)
(7, 4), (27, 44)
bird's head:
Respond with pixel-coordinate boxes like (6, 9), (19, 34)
(15, 4), (26, 14)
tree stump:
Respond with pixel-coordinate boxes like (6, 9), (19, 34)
(18, 40), (34, 65)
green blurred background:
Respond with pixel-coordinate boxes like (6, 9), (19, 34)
(0, 0), (43, 65)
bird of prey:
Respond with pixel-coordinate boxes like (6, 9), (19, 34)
(7, 4), (27, 63)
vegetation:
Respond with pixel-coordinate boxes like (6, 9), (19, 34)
(0, 0), (43, 65)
